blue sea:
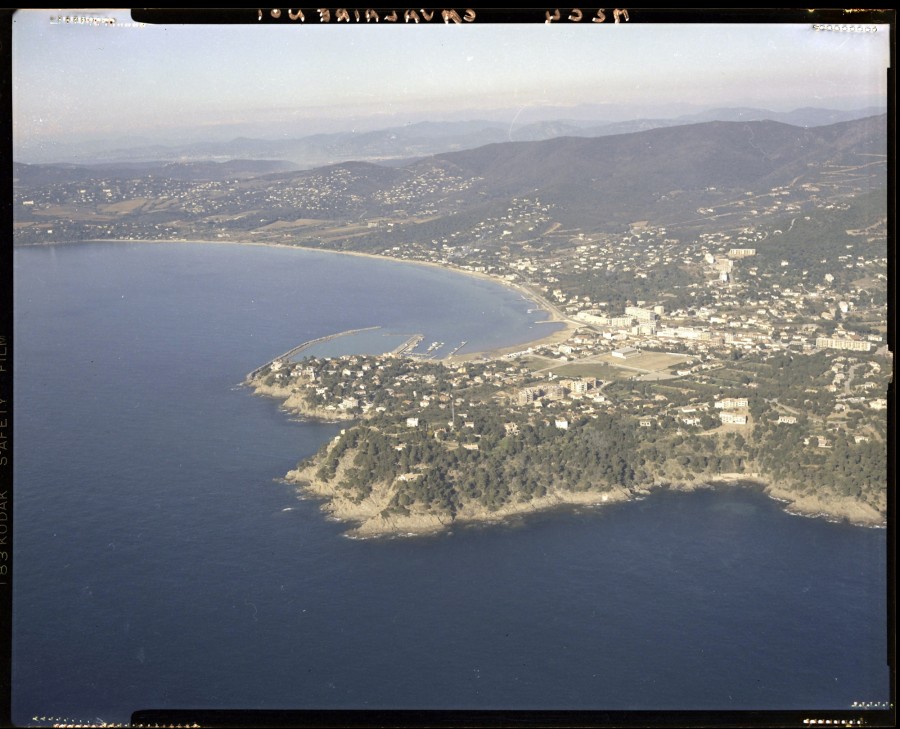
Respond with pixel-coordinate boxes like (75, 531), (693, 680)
(12, 242), (889, 724)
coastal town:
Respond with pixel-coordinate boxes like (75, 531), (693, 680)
(247, 272), (887, 536)
(243, 184), (888, 535)
(14, 117), (890, 536)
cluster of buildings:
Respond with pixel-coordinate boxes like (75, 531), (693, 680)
(16, 158), (889, 441)
(371, 161), (479, 217)
(367, 205), (882, 383)
(815, 336), (873, 353)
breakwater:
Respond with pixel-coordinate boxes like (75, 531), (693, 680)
(390, 333), (424, 356)
(244, 326), (381, 381)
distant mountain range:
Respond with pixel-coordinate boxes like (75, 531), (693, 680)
(12, 159), (297, 187)
(15, 106), (886, 169)
(16, 114), (885, 242)
(416, 115), (887, 228)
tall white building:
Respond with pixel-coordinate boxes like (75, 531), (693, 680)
(719, 412), (748, 425)
(816, 337), (872, 353)
(715, 398), (749, 409)
(625, 306), (657, 322)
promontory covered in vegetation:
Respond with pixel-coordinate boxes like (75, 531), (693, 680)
(248, 328), (887, 537)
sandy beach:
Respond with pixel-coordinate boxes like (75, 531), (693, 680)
(84, 236), (579, 358)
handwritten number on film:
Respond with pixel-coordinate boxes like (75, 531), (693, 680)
(546, 9), (630, 22)
(257, 9), (630, 23)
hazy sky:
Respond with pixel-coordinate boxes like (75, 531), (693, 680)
(12, 10), (891, 153)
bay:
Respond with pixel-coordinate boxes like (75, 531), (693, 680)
(12, 242), (888, 723)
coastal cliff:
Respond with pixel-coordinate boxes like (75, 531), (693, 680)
(285, 443), (635, 538)
(284, 427), (885, 539)
(249, 380), (357, 422)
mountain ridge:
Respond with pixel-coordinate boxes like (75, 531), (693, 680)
(15, 105), (886, 168)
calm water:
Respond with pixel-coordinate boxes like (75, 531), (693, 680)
(12, 243), (889, 723)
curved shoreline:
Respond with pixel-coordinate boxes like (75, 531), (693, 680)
(76, 237), (579, 358)
(62, 237), (886, 535)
